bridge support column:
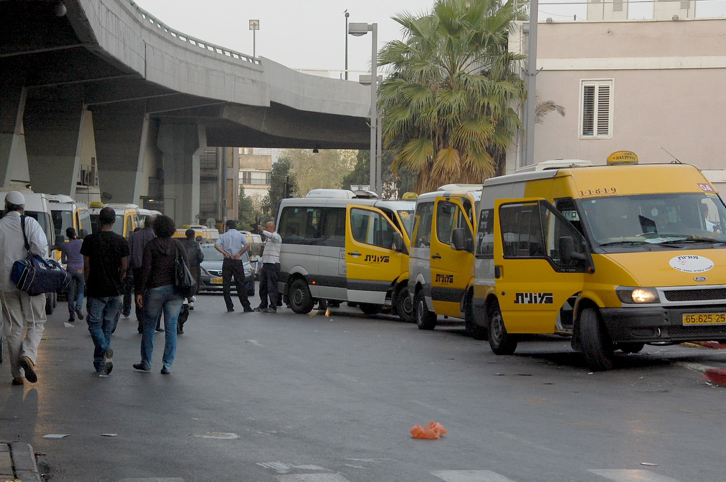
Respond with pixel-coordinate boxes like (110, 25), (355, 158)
(157, 122), (203, 226)
(0, 72), (31, 189)
(24, 85), (86, 197)
(92, 102), (151, 205)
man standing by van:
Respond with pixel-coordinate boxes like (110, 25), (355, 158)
(254, 220), (282, 313)
(215, 220), (252, 313)
(0, 191), (48, 385)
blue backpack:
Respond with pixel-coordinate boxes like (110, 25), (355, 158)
(10, 216), (70, 296)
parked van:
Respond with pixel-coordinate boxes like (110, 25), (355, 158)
(472, 154), (726, 371)
(47, 195), (92, 240)
(409, 186), (483, 335)
(137, 208), (162, 229)
(276, 194), (415, 320)
(0, 189), (59, 314)
(89, 202), (140, 238)
(173, 224), (220, 244)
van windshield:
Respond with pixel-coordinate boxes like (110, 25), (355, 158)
(90, 214), (125, 236)
(580, 193), (726, 247)
(397, 209), (414, 238)
(51, 209), (73, 237)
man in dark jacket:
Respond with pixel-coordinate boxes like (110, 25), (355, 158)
(180, 229), (203, 309)
(128, 216), (156, 332)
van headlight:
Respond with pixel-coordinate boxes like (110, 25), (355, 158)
(616, 287), (660, 304)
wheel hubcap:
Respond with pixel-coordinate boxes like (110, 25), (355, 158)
(292, 289), (303, 305)
(491, 313), (503, 342)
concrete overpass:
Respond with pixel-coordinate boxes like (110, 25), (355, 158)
(0, 0), (371, 223)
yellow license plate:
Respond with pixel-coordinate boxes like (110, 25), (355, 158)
(683, 313), (726, 325)
(212, 277), (223, 284)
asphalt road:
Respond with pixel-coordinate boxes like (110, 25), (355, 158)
(1, 289), (726, 481)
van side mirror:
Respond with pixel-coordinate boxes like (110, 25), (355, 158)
(452, 228), (466, 250)
(559, 236), (586, 265)
(392, 232), (408, 254)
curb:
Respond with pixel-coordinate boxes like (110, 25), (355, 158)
(0, 441), (41, 481)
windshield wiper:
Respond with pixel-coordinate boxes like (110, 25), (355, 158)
(598, 240), (648, 247)
(655, 236), (726, 245)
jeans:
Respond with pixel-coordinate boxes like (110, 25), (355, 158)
(67, 269), (85, 318)
(258, 263), (280, 309)
(86, 296), (121, 372)
(140, 285), (183, 370)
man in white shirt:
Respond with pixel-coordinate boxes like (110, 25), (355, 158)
(0, 191), (48, 386)
(254, 220), (282, 313)
(215, 220), (252, 313)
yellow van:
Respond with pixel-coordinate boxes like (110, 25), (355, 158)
(409, 186), (483, 335)
(472, 157), (726, 370)
(89, 202), (140, 238)
(276, 196), (415, 320)
(173, 224), (220, 244)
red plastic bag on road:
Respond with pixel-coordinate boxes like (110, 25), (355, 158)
(410, 421), (447, 439)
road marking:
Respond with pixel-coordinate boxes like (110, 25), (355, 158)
(118, 479), (184, 482)
(276, 475), (350, 482)
(432, 470), (516, 482)
(247, 339), (264, 347)
(589, 469), (680, 481)
(258, 462), (328, 474)
(191, 432), (239, 439)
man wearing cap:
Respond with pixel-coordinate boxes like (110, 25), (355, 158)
(0, 190), (48, 386)
(80, 207), (129, 375)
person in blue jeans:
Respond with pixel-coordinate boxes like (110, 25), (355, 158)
(60, 227), (84, 323)
(134, 215), (190, 375)
(80, 208), (129, 375)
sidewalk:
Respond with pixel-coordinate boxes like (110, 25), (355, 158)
(0, 441), (41, 481)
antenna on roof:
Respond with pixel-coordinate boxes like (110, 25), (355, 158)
(661, 147), (682, 164)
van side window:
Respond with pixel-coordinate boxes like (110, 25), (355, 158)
(499, 203), (545, 258)
(476, 209), (494, 258)
(320, 208), (346, 247)
(542, 203), (589, 271)
(413, 202), (434, 248)
(279, 207), (323, 245)
(555, 198), (584, 235)
(350, 209), (396, 249)
(437, 201), (471, 246)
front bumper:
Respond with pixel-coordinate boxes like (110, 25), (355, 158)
(601, 306), (726, 343)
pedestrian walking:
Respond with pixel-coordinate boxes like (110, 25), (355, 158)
(128, 216), (156, 332)
(80, 207), (129, 375)
(215, 220), (252, 313)
(60, 227), (85, 323)
(254, 220), (282, 313)
(133, 215), (190, 375)
(0, 191), (49, 385)
(180, 228), (203, 310)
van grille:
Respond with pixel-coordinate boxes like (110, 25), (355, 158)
(663, 289), (726, 302)
(669, 325), (726, 337)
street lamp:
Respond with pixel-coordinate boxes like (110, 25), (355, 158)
(348, 22), (381, 196)
(249, 19), (260, 59)
(344, 11), (350, 81)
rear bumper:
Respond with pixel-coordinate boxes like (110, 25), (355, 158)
(600, 306), (726, 343)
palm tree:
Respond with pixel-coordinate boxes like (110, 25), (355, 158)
(378, 0), (528, 192)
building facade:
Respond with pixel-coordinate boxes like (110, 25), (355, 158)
(239, 148), (272, 210)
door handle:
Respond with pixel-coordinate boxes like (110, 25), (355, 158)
(347, 251), (361, 257)
(431, 254), (442, 259)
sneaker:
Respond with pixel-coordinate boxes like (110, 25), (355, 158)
(75, 308), (84, 320)
(188, 303), (194, 311)
(227, 308), (235, 313)
(103, 348), (114, 375)
(161, 366), (170, 375)
(243, 306), (254, 313)
(68, 316), (75, 323)
(133, 362), (150, 372)
(122, 313), (130, 319)
(11, 377), (24, 386)
(263, 307), (277, 313)
(254, 306), (266, 312)
(19, 356), (37, 383)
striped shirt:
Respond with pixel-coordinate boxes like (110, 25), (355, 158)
(260, 230), (282, 264)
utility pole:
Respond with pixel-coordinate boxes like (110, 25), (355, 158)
(344, 10), (350, 80)
(523, 0), (539, 167)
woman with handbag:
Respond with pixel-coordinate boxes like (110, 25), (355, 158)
(133, 215), (191, 375)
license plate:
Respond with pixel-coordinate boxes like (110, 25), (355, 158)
(212, 277), (223, 284)
(683, 313), (726, 325)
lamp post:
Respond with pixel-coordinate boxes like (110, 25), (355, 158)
(348, 22), (380, 196)
(249, 19), (259, 58)
(344, 11), (350, 80)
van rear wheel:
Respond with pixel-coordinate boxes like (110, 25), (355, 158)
(580, 307), (614, 371)
(396, 286), (415, 323)
(488, 300), (516, 355)
(414, 291), (437, 330)
(289, 279), (314, 314)
(465, 294), (487, 340)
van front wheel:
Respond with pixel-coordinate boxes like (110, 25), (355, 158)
(465, 294), (487, 340)
(415, 291), (437, 330)
(488, 301), (516, 355)
(580, 307), (614, 371)
(289, 279), (314, 314)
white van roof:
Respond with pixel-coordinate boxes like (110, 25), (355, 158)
(515, 159), (593, 173)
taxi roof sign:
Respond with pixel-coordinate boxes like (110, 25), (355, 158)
(607, 151), (639, 165)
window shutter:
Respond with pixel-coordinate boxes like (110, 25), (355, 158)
(597, 85), (610, 135)
(582, 85), (595, 136)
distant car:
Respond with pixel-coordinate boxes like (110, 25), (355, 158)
(198, 244), (255, 295)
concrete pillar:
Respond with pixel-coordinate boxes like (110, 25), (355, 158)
(157, 122), (203, 226)
(24, 85), (86, 197)
(92, 101), (149, 204)
(0, 71), (31, 189)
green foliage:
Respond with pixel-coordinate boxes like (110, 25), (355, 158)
(238, 184), (263, 230)
(341, 150), (416, 198)
(282, 149), (356, 196)
(378, 0), (527, 192)
(261, 157), (299, 217)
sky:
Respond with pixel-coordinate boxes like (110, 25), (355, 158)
(133, 0), (726, 80)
